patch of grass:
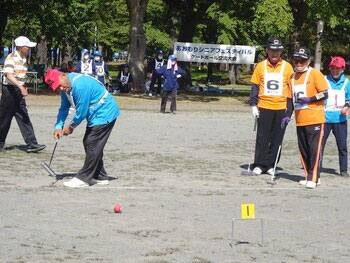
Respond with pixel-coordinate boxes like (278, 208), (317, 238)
(106, 62), (251, 97)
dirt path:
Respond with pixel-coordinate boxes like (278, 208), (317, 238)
(0, 94), (349, 262)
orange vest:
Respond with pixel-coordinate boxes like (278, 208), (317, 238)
(290, 68), (328, 126)
(251, 59), (294, 110)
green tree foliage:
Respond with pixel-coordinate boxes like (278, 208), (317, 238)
(1, 0), (350, 86)
(202, 0), (255, 45)
(252, 0), (295, 45)
(305, 0), (350, 54)
(145, 0), (172, 54)
(1, 0), (173, 59)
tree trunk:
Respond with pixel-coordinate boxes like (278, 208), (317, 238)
(53, 47), (58, 67)
(289, 0), (308, 57)
(173, 0), (212, 89)
(106, 46), (112, 61)
(228, 65), (236, 85)
(62, 43), (74, 63)
(235, 64), (242, 84)
(177, 4), (198, 89)
(314, 20), (324, 70)
(126, 0), (148, 92)
(228, 64), (243, 85)
(207, 64), (213, 82)
(0, 5), (9, 58)
(36, 35), (48, 68)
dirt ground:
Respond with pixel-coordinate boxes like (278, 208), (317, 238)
(0, 94), (350, 263)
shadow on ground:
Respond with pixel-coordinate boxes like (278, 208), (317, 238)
(321, 167), (339, 176)
(276, 173), (304, 183)
(52, 173), (118, 182)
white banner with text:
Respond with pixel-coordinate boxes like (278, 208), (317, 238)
(174, 42), (256, 64)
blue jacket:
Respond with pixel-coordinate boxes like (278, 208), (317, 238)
(155, 64), (186, 91)
(325, 73), (350, 123)
(54, 73), (120, 129)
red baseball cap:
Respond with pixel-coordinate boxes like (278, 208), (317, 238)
(329, 56), (345, 68)
(45, 69), (61, 91)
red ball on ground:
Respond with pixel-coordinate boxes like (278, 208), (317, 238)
(114, 204), (122, 213)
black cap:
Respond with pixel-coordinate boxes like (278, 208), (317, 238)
(266, 37), (284, 50)
(293, 47), (311, 60)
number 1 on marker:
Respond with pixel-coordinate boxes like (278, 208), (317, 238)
(241, 204), (255, 219)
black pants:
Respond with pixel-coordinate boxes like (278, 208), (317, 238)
(76, 120), (116, 184)
(115, 81), (130, 93)
(0, 85), (38, 145)
(297, 123), (324, 182)
(322, 121), (347, 172)
(149, 74), (162, 95)
(254, 108), (286, 171)
(160, 90), (177, 113)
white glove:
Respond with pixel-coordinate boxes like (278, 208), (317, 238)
(251, 106), (259, 118)
(176, 74), (182, 78)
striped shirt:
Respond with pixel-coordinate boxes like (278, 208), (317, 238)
(3, 50), (28, 86)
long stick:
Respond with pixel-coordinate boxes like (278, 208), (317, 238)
(271, 145), (282, 182)
(49, 141), (58, 167)
(247, 117), (257, 172)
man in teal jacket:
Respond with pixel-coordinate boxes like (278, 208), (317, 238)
(45, 69), (120, 187)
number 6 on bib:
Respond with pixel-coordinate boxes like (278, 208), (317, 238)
(263, 60), (285, 96)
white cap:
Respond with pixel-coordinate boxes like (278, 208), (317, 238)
(15, 36), (37, 47)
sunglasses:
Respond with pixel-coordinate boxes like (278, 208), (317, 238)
(294, 59), (308, 64)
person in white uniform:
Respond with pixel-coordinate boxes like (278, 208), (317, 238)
(75, 49), (96, 77)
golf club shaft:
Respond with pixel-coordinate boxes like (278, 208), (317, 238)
(249, 117), (258, 171)
(253, 116), (257, 132)
(272, 145), (282, 179)
(49, 141), (58, 167)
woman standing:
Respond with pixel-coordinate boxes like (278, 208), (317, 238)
(156, 55), (186, 114)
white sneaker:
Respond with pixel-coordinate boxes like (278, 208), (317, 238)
(267, 168), (278, 176)
(63, 177), (89, 188)
(299, 180), (307, 186)
(148, 93), (153, 97)
(91, 179), (109, 185)
(253, 167), (262, 175)
(305, 181), (317, 189)
(299, 179), (321, 186)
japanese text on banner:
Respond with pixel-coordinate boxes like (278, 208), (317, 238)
(174, 42), (256, 64)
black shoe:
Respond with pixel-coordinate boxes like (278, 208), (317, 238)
(26, 144), (46, 153)
(341, 171), (349, 178)
(0, 142), (5, 152)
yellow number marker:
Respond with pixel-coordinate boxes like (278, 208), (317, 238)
(241, 204), (255, 219)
